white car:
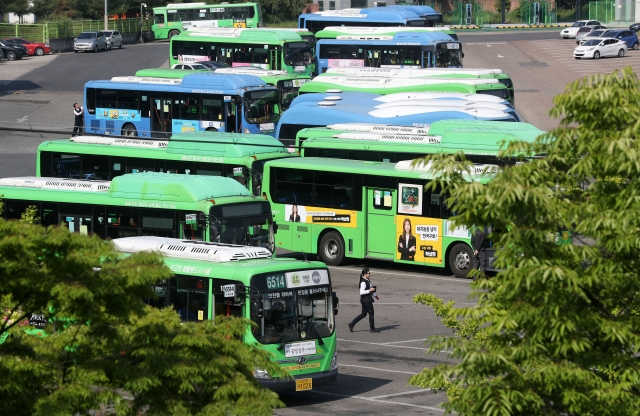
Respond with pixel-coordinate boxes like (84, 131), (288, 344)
(172, 63), (210, 70)
(561, 20), (603, 38)
(574, 38), (627, 59)
(103, 30), (123, 50)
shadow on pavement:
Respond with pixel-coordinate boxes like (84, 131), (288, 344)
(0, 80), (41, 96)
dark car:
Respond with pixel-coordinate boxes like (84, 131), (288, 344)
(2, 37), (52, 55)
(0, 40), (24, 60)
(602, 29), (639, 49)
(195, 60), (231, 70)
(630, 23), (640, 32)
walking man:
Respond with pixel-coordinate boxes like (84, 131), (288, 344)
(471, 226), (487, 278)
(348, 268), (380, 333)
(72, 103), (84, 137)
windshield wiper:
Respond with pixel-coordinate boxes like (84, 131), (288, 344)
(303, 319), (325, 346)
(277, 316), (297, 351)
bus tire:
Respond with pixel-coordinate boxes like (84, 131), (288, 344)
(319, 231), (345, 266)
(121, 123), (138, 137)
(448, 243), (473, 279)
(205, 127), (218, 132)
(168, 30), (180, 39)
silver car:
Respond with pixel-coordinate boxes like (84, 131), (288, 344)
(74, 31), (107, 53)
(576, 27), (609, 45)
(103, 30), (123, 50)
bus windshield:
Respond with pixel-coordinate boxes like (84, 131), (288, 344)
(252, 282), (334, 345)
(245, 89), (280, 124)
(435, 49), (463, 68)
(284, 42), (312, 67)
(211, 201), (273, 249)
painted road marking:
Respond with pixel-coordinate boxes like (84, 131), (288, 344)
(309, 390), (445, 412)
(340, 363), (419, 375)
(329, 265), (471, 283)
(338, 338), (451, 353)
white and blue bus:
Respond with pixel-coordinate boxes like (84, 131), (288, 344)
(275, 97), (517, 146)
(298, 8), (428, 33)
(288, 92), (520, 121)
(387, 5), (444, 27)
(83, 73), (281, 138)
(315, 31), (461, 75)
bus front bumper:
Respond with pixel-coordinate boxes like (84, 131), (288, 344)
(256, 368), (338, 393)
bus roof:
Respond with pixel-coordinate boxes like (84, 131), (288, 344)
(375, 91), (510, 104)
(41, 131), (290, 160)
(94, 72), (270, 91)
(310, 76), (499, 87)
(325, 67), (503, 77)
(301, 9), (424, 22)
(177, 27), (304, 42)
(113, 236), (272, 262)
(317, 120), (542, 135)
(290, 91), (512, 108)
(156, 2), (259, 9)
(0, 173), (252, 204)
(321, 31), (454, 43)
(264, 157), (497, 182)
(319, 25), (452, 34)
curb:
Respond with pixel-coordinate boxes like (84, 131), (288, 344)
(450, 23), (572, 30)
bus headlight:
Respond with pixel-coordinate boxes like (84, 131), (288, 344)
(254, 368), (272, 379)
(329, 351), (338, 371)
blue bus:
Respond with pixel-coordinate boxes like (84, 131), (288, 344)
(83, 73), (281, 138)
(298, 8), (428, 33)
(315, 31), (461, 75)
(287, 92), (520, 121)
(276, 99), (517, 146)
(387, 5), (444, 27)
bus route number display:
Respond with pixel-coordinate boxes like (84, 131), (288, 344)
(266, 274), (286, 289)
(447, 43), (460, 49)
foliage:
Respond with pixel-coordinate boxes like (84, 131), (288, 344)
(493, 0), (511, 13)
(0, 219), (283, 416)
(257, 0), (308, 24)
(19, 205), (40, 224)
(409, 67), (640, 415)
(4, 0), (30, 19)
(30, 0), (57, 20)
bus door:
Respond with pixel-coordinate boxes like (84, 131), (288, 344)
(151, 95), (173, 137)
(366, 188), (397, 259)
(270, 47), (280, 70)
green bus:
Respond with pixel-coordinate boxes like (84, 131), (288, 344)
(36, 131), (295, 196)
(0, 173), (274, 248)
(113, 236), (338, 392)
(135, 68), (311, 111)
(151, 2), (263, 40)
(295, 120), (543, 165)
(321, 67), (515, 105)
(263, 157), (499, 278)
(315, 25), (458, 41)
(171, 28), (314, 77)
(298, 76), (511, 102)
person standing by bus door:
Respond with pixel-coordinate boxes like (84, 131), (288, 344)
(471, 226), (487, 278)
(348, 268), (380, 333)
(72, 103), (84, 137)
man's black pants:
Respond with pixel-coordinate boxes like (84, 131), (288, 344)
(474, 249), (487, 273)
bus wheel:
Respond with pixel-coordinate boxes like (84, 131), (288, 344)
(448, 243), (473, 279)
(168, 30), (180, 39)
(319, 231), (345, 266)
(121, 123), (138, 137)
(205, 127), (218, 132)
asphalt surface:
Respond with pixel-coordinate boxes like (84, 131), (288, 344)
(0, 29), (636, 412)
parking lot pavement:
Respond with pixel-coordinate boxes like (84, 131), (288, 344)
(0, 54), (59, 88)
(529, 38), (640, 76)
(275, 260), (472, 414)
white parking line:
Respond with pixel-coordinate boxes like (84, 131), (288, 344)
(340, 363), (419, 375)
(338, 338), (451, 353)
(369, 389), (431, 399)
(340, 302), (418, 305)
(309, 390), (445, 412)
(380, 338), (428, 344)
(329, 265), (470, 283)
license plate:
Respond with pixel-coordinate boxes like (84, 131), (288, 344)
(295, 378), (312, 391)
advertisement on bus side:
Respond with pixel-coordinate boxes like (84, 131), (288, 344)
(284, 204), (357, 228)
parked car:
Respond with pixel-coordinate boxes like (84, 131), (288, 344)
(561, 20), (603, 39)
(630, 22), (640, 32)
(574, 38), (627, 59)
(74, 31), (107, 53)
(577, 28), (609, 45)
(102, 30), (123, 50)
(599, 29), (639, 49)
(0, 40), (24, 60)
(1, 37), (52, 56)
(172, 63), (210, 70)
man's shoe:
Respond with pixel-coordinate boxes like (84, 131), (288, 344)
(348, 323), (354, 332)
(370, 328), (380, 333)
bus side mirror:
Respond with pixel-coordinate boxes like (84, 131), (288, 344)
(252, 301), (264, 319)
(273, 221), (278, 234)
(332, 291), (339, 316)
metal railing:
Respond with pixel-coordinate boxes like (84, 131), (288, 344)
(0, 18), (152, 43)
